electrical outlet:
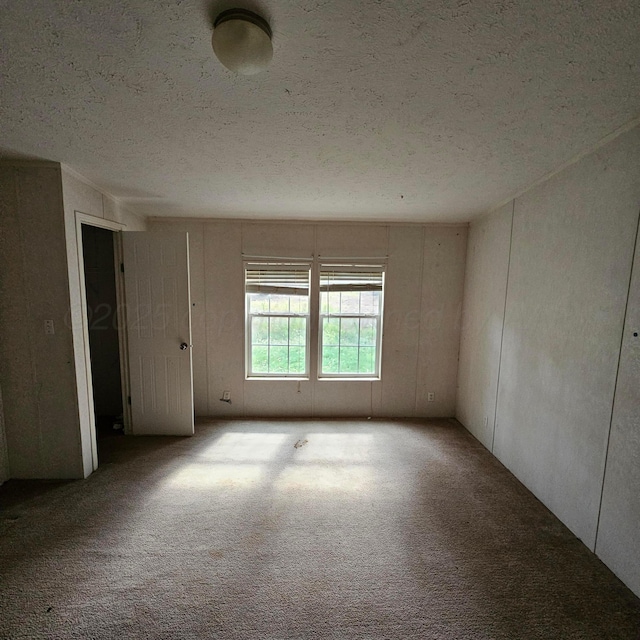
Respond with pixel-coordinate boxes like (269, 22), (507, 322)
(427, 392), (435, 402)
(223, 390), (231, 401)
(484, 416), (488, 428)
(44, 319), (55, 335)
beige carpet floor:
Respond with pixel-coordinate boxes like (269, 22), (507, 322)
(0, 418), (639, 639)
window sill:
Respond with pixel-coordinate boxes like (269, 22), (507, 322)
(246, 377), (310, 382)
(318, 377), (380, 382)
(244, 376), (380, 382)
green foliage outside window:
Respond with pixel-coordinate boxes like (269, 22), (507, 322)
(249, 297), (307, 375)
(320, 292), (380, 375)
(246, 265), (383, 378)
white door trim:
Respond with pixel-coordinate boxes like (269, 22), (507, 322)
(74, 212), (128, 471)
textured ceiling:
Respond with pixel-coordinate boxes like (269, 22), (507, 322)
(1, 0), (639, 222)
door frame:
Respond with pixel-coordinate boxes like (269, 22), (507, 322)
(75, 212), (131, 471)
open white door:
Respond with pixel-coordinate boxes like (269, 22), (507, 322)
(122, 231), (194, 436)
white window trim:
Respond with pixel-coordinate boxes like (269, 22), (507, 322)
(244, 259), (386, 381)
(244, 262), (312, 379)
(317, 263), (385, 380)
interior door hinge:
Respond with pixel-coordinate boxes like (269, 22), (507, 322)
(120, 263), (125, 273)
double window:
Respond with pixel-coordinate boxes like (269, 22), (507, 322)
(245, 261), (385, 379)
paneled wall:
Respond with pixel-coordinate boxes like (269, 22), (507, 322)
(456, 124), (640, 596)
(0, 163), (146, 479)
(0, 164), (83, 478)
(148, 220), (468, 418)
(456, 203), (512, 445)
(596, 230), (640, 596)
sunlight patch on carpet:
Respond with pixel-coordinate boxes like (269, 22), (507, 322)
(273, 464), (372, 494)
(198, 433), (289, 462)
(165, 463), (265, 489)
(293, 433), (375, 463)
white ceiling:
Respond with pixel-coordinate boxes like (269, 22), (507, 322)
(1, 0), (639, 222)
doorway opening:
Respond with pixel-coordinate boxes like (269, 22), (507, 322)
(81, 224), (124, 456)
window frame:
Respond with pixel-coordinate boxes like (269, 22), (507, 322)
(244, 262), (312, 379)
(317, 263), (385, 380)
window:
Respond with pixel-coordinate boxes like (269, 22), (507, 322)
(245, 263), (310, 377)
(245, 261), (385, 380)
(319, 265), (384, 378)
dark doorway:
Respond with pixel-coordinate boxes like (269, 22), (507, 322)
(81, 225), (124, 448)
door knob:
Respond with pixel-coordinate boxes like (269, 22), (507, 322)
(180, 342), (189, 350)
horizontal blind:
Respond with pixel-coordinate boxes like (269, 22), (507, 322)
(245, 264), (310, 295)
(320, 265), (384, 292)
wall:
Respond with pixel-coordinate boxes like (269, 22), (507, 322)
(456, 124), (640, 596)
(456, 203), (512, 447)
(147, 219), (467, 418)
(61, 167), (146, 476)
(0, 164), (84, 478)
(596, 229), (640, 596)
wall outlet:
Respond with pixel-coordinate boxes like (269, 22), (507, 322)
(44, 319), (55, 335)
(222, 390), (231, 401)
(484, 416), (488, 428)
(427, 392), (435, 402)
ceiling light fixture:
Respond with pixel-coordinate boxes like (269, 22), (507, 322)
(212, 8), (273, 76)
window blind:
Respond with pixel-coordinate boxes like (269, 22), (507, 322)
(319, 265), (384, 292)
(245, 264), (310, 296)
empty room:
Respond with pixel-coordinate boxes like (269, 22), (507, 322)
(1, 1), (639, 638)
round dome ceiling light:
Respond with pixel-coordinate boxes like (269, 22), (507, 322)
(212, 8), (273, 76)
